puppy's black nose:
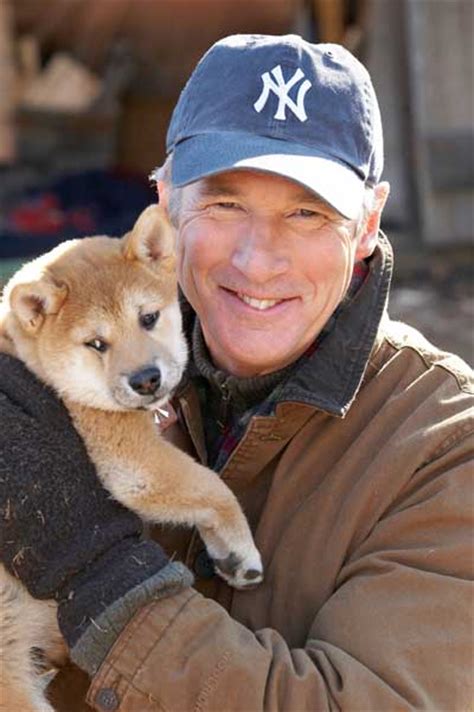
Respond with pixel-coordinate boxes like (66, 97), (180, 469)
(128, 367), (161, 395)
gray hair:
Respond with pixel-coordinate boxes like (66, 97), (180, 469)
(150, 157), (183, 228)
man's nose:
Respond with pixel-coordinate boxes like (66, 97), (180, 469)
(231, 219), (289, 282)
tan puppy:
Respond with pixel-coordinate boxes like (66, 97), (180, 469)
(0, 205), (263, 712)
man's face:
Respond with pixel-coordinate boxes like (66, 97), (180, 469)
(172, 170), (375, 377)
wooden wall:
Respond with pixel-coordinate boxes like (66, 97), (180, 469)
(406, 0), (473, 246)
(367, 0), (473, 247)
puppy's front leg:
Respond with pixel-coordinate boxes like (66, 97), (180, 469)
(70, 406), (263, 589)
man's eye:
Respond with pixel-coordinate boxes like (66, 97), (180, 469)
(140, 311), (160, 330)
(85, 338), (108, 353)
(295, 208), (320, 218)
(213, 201), (241, 210)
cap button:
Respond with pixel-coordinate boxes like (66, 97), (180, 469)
(95, 688), (119, 711)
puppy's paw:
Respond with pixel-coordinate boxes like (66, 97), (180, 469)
(213, 550), (264, 590)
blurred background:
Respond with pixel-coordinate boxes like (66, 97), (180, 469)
(0, 0), (472, 362)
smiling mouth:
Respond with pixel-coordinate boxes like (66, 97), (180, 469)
(223, 287), (289, 311)
(238, 293), (281, 310)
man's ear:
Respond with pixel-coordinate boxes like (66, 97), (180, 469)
(10, 277), (68, 334)
(355, 181), (390, 260)
(122, 204), (175, 266)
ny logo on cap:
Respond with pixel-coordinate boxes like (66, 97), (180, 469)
(254, 65), (312, 122)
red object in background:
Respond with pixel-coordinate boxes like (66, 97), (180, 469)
(9, 193), (95, 236)
(67, 208), (96, 233)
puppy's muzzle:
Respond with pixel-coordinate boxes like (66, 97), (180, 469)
(128, 367), (161, 396)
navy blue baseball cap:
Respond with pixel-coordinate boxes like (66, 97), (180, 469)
(166, 34), (384, 219)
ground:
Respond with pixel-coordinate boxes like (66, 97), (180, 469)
(389, 249), (473, 365)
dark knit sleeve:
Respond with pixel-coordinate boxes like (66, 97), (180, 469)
(0, 353), (193, 675)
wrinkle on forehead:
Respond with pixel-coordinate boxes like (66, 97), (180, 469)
(195, 170), (342, 216)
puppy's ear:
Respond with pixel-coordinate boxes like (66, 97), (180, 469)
(10, 277), (68, 334)
(123, 204), (175, 266)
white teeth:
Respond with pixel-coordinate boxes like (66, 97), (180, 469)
(238, 293), (280, 310)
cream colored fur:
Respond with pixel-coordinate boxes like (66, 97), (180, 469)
(0, 205), (263, 712)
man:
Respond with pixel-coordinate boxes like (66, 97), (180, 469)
(1, 35), (473, 711)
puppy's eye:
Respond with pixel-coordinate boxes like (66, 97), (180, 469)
(85, 338), (108, 353)
(140, 311), (160, 330)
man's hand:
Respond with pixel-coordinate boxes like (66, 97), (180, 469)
(0, 354), (190, 654)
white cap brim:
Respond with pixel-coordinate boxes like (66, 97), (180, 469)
(171, 132), (366, 219)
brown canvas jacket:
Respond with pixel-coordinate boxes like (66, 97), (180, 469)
(49, 236), (474, 712)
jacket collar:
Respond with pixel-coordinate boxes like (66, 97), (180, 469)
(279, 233), (393, 416)
(179, 232), (393, 419)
